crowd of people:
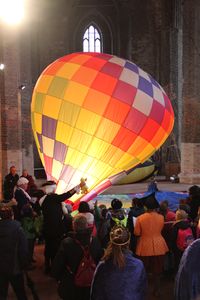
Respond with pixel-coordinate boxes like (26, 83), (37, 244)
(0, 166), (200, 300)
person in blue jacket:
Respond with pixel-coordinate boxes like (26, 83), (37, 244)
(90, 225), (147, 300)
(175, 238), (200, 300)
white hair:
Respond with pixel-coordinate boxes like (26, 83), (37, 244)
(17, 177), (29, 186)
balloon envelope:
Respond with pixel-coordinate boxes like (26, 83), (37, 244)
(31, 52), (174, 200)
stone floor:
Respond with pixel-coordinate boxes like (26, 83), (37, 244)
(8, 180), (190, 300)
(104, 180), (191, 195)
(8, 244), (59, 300)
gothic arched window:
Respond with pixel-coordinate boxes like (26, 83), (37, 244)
(83, 24), (102, 53)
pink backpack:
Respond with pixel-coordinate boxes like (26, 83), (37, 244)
(176, 227), (194, 251)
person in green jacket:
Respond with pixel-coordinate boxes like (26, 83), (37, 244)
(21, 204), (37, 268)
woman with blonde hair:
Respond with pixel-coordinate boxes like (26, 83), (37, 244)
(91, 225), (147, 300)
(172, 209), (195, 271)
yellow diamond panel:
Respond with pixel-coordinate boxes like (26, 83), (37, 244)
(101, 145), (124, 166)
(64, 148), (87, 169)
(87, 137), (110, 159)
(69, 128), (93, 153)
(43, 95), (62, 119)
(64, 81), (89, 106)
(76, 109), (101, 135)
(56, 121), (74, 145)
(87, 160), (113, 177)
(56, 63), (80, 80)
(58, 101), (80, 127)
(76, 155), (96, 173)
(35, 75), (53, 94)
(115, 152), (135, 169)
(136, 143), (155, 162)
(127, 136), (149, 156)
(95, 118), (120, 143)
(33, 112), (42, 134)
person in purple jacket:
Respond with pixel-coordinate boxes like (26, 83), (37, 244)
(175, 239), (200, 300)
(90, 225), (147, 300)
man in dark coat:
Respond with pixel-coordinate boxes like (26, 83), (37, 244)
(175, 239), (200, 300)
(52, 214), (103, 300)
(0, 206), (28, 300)
(3, 166), (19, 200)
(188, 185), (200, 221)
(39, 180), (82, 273)
(127, 197), (145, 252)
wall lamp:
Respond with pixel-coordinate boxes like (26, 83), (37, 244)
(0, 63), (5, 70)
(18, 84), (26, 90)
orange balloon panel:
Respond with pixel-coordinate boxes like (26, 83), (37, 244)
(31, 52), (174, 199)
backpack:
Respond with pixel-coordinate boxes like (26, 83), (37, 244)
(176, 227), (194, 251)
(112, 216), (128, 227)
(67, 239), (96, 287)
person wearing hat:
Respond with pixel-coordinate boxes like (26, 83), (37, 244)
(134, 194), (168, 296)
(39, 180), (82, 274)
(110, 198), (128, 227)
(91, 225), (147, 300)
(0, 206), (28, 300)
(13, 177), (32, 220)
(95, 198), (128, 249)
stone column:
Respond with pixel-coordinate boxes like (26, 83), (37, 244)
(1, 27), (23, 179)
(179, 0), (200, 183)
(19, 25), (34, 176)
(0, 25), (4, 198)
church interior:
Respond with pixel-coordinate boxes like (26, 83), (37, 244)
(0, 1), (200, 299)
(0, 0), (200, 193)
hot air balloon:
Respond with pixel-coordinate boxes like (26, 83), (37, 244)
(31, 52), (174, 203)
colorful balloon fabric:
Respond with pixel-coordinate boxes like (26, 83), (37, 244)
(31, 52), (174, 200)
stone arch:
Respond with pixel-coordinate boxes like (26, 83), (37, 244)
(72, 9), (117, 54)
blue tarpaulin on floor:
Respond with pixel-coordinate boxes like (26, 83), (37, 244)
(136, 190), (188, 212)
